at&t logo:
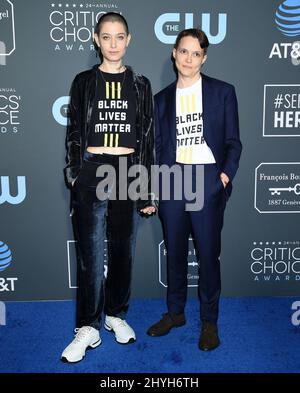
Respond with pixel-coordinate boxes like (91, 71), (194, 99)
(0, 176), (26, 205)
(275, 0), (300, 37)
(0, 241), (17, 292)
(269, 0), (300, 65)
(0, 241), (12, 271)
(154, 12), (227, 45)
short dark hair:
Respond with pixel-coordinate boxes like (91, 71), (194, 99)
(94, 12), (129, 36)
(174, 28), (209, 54)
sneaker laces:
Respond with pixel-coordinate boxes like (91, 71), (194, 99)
(109, 317), (127, 328)
(73, 326), (92, 343)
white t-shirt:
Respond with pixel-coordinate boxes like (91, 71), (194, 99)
(176, 77), (216, 164)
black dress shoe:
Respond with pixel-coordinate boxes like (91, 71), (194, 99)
(199, 321), (220, 351)
(147, 312), (186, 337)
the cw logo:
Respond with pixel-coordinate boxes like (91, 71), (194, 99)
(0, 176), (26, 205)
(154, 13), (227, 44)
(52, 96), (69, 126)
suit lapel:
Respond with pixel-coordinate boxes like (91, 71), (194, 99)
(166, 81), (177, 149)
(201, 73), (213, 147)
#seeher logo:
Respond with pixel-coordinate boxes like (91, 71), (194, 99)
(0, 241), (12, 272)
(275, 0), (300, 37)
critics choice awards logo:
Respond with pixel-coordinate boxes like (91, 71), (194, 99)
(269, 0), (300, 66)
(250, 241), (300, 282)
(263, 85), (300, 137)
(49, 2), (119, 52)
(255, 163), (300, 213)
(0, 88), (21, 134)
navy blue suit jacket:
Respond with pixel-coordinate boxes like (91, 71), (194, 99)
(154, 73), (242, 185)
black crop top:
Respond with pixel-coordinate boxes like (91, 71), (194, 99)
(88, 69), (137, 148)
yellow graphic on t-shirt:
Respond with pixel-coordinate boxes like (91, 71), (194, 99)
(177, 93), (198, 163)
(105, 82), (122, 99)
(115, 134), (119, 147)
(191, 94), (196, 112)
(104, 133), (119, 147)
(179, 94), (196, 114)
(177, 146), (193, 164)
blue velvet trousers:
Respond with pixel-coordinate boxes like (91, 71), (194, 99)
(72, 151), (139, 330)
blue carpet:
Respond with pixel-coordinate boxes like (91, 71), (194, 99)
(0, 297), (300, 373)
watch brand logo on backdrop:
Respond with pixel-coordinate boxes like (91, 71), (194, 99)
(269, 0), (300, 66)
(0, 0), (16, 66)
(48, 2), (119, 52)
(255, 163), (300, 213)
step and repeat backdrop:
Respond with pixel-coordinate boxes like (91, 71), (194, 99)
(0, 0), (300, 301)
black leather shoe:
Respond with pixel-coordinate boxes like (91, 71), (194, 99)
(199, 321), (220, 351)
(147, 312), (186, 337)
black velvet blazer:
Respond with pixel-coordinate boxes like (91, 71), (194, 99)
(64, 65), (155, 210)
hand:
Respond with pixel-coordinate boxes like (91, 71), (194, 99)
(140, 206), (156, 215)
(220, 172), (229, 188)
(71, 179), (76, 187)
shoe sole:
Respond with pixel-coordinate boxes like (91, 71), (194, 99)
(199, 340), (220, 352)
(104, 323), (136, 345)
(147, 321), (186, 337)
(60, 339), (102, 363)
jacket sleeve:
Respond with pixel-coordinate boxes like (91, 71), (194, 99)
(64, 75), (82, 188)
(136, 77), (157, 211)
(222, 86), (242, 182)
(154, 95), (161, 165)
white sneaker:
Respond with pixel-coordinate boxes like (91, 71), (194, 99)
(61, 326), (101, 363)
(104, 316), (136, 344)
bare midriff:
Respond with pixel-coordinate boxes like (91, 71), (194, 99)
(87, 146), (135, 155)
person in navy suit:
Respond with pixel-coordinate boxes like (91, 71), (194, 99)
(147, 28), (242, 351)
